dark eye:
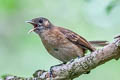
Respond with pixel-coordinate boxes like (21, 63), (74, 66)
(39, 19), (43, 23)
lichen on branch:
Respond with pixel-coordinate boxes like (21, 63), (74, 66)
(1, 36), (120, 80)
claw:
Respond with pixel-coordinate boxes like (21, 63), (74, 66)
(50, 66), (54, 79)
(78, 56), (80, 59)
(49, 63), (65, 79)
(70, 59), (74, 63)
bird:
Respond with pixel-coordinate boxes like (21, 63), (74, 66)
(26, 17), (108, 63)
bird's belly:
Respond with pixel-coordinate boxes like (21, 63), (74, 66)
(45, 42), (84, 63)
(40, 31), (84, 62)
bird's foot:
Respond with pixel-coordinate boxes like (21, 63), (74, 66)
(50, 63), (66, 79)
(70, 59), (74, 63)
(33, 70), (46, 78)
(77, 56), (80, 59)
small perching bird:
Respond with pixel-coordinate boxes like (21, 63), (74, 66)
(26, 17), (108, 63)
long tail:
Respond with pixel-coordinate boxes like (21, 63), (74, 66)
(89, 40), (109, 47)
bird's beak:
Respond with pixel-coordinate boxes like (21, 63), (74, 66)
(26, 20), (38, 34)
(25, 20), (34, 24)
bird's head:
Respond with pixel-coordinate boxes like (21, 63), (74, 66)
(26, 17), (53, 34)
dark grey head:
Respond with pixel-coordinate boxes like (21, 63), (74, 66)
(26, 17), (53, 34)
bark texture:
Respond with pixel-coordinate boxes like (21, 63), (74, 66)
(1, 36), (120, 80)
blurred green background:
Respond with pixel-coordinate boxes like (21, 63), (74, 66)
(0, 0), (120, 80)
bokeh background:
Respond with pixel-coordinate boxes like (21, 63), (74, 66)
(0, 0), (120, 80)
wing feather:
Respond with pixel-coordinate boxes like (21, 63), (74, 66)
(58, 27), (95, 52)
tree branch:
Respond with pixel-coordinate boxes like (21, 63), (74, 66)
(1, 36), (120, 80)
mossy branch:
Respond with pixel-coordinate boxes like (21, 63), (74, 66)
(1, 35), (120, 80)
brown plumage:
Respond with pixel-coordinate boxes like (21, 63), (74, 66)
(26, 17), (108, 63)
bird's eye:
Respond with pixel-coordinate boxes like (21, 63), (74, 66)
(39, 19), (43, 23)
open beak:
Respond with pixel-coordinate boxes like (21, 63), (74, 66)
(25, 20), (34, 24)
(26, 20), (37, 34)
(25, 20), (38, 27)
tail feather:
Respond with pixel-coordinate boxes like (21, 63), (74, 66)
(89, 40), (109, 47)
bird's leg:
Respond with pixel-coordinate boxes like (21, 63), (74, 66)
(33, 70), (46, 78)
(77, 56), (80, 59)
(50, 62), (66, 78)
(70, 59), (74, 63)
